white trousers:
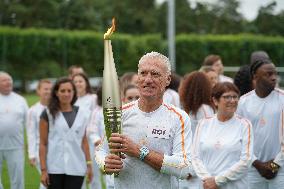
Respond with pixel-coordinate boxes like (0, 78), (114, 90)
(0, 149), (24, 189)
(248, 167), (284, 189)
(178, 177), (201, 189)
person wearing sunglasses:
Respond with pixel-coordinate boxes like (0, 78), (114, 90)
(192, 82), (253, 189)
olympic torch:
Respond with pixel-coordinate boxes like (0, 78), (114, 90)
(102, 18), (122, 160)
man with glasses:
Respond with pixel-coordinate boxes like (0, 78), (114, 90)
(237, 58), (284, 189)
(95, 52), (194, 189)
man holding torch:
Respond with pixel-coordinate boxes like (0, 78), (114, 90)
(96, 51), (194, 189)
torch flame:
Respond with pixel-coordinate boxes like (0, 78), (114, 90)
(104, 18), (116, 40)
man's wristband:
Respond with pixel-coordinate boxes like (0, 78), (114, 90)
(87, 160), (92, 165)
(139, 145), (149, 161)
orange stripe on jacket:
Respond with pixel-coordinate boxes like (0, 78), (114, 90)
(282, 109), (284, 138)
(122, 103), (135, 110)
(275, 88), (284, 96)
(163, 103), (187, 162)
(242, 90), (254, 97)
(236, 116), (251, 159)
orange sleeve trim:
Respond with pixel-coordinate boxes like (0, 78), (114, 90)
(275, 88), (284, 96)
(237, 117), (251, 159)
(122, 103), (135, 110)
(242, 90), (254, 98)
(163, 103), (187, 161)
(282, 110), (284, 137)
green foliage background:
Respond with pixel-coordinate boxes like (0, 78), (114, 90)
(0, 27), (283, 81)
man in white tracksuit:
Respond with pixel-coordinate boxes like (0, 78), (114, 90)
(26, 79), (52, 189)
(237, 58), (284, 189)
(0, 71), (28, 189)
(95, 52), (194, 189)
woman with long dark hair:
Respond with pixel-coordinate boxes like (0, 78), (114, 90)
(179, 71), (215, 134)
(39, 77), (93, 189)
(178, 71), (215, 189)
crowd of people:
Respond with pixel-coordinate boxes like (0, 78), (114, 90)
(0, 50), (283, 189)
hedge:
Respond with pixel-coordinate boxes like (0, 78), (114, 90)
(0, 27), (283, 81)
(176, 34), (284, 74)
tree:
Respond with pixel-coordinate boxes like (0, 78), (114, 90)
(111, 0), (158, 34)
(192, 2), (216, 34)
(253, 1), (280, 35)
(59, 0), (97, 29)
(175, 0), (195, 34)
(0, 0), (61, 28)
(211, 0), (244, 34)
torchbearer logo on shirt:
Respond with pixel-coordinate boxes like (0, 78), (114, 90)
(214, 140), (222, 149)
(259, 117), (266, 126)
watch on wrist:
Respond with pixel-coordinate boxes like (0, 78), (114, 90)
(139, 145), (150, 161)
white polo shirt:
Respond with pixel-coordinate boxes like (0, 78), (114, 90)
(0, 92), (28, 150)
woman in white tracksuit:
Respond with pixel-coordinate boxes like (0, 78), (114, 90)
(39, 77), (93, 189)
(192, 82), (253, 189)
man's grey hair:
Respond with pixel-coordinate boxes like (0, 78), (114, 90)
(0, 71), (11, 79)
(138, 51), (171, 75)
